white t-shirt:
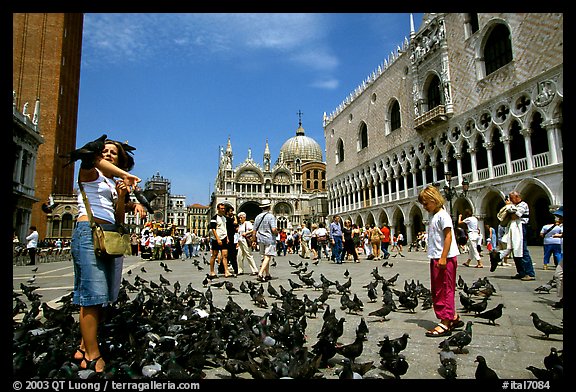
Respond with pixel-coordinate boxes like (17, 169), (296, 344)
(463, 216), (479, 240)
(427, 208), (460, 259)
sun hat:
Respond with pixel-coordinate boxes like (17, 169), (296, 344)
(553, 206), (563, 217)
(260, 199), (272, 208)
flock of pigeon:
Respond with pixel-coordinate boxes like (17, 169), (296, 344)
(13, 256), (563, 380)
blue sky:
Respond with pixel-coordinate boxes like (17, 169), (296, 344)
(77, 13), (424, 205)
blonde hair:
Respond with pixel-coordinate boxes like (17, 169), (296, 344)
(418, 185), (445, 209)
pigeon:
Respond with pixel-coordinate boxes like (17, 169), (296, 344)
(225, 281), (239, 295)
(526, 365), (558, 380)
(474, 355), (499, 379)
(133, 186), (166, 214)
(339, 358), (362, 379)
(389, 333), (410, 354)
(381, 353), (409, 379)
(438, 340), (457, 379)
(368, 304), (394, 321)
(534, 280), (555, 294)
(356, 317), (369, 341)
(468, 297), (489, 314)
(457, 275), (465, 289)
(62, 134), (107, 167)
(544, 347), (562, 371)
(530, 312), (563, 338)
(473, 303), (505, 325)
(335, 335), (364, 363)
(439, 321), (473, 353)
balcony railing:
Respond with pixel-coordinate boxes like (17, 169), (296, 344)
(414, 105), (449, 130)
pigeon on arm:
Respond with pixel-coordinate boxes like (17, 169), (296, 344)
(62, 134), (107, 168)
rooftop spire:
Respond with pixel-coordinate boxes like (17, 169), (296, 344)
(296, 109), (305, 136)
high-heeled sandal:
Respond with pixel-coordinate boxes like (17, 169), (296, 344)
(73, 348), (85, 362)
(80, 355), (105, 373)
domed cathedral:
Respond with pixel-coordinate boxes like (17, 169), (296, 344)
(211, 116), (328, 230)
(324, 13), (563, 246)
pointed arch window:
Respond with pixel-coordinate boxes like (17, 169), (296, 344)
(427, 75), (442, 110)
(359, 122), (368, 150)
(336, 138), (345, 163)
(390, 100), (401, 131)
(484, 24), (513, 75)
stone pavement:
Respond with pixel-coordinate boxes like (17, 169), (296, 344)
(13, 246), (563, 380)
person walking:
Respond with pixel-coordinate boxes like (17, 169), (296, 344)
(380, 224), (391, 259)
(181, 230), (192, 259)
(369, 224), (383, 260)
(550, 206), (563, 309)
(459, 209), (483, 268)
(25, 226), (39, 266)
(309, 223), (319, 261)
(236, 212), (259, 275)
(329, 215), (344, 264)
(208, 202), (234, 278)
(69, 136), (146, 373)
(190, 230), (201, 257)
(223, 204), (239, 274)
(300, 223), (312, 259)
(253, 199), (277, 281)
(342, 219), (359, 262)
(485, 224), (496, 253)
(418, 185), (462, 337)
(492, 191), (535, 280)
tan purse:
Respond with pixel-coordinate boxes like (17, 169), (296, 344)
(79, 176), (130, 258)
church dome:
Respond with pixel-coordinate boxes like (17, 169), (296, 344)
(279, 124), (323, 163)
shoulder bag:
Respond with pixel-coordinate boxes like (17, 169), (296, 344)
(250, 212), (268, 244)
(79, 175), (131, 258)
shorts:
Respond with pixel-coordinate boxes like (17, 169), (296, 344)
(210, 237), (228, 251)
(259, 243), (277, 257)
(71, 221), (123, 307)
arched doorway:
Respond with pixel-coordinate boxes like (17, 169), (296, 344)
(239, 201), (262, 222)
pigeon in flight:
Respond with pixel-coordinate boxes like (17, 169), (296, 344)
(134, 186), (166, 214)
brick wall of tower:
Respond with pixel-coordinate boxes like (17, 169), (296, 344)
(13, 13), (83, 240)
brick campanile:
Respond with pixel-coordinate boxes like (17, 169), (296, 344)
(13, 13), (83, 240)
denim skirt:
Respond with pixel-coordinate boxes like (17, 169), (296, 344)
(71, 221), (123, 306)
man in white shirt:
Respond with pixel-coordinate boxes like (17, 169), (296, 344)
(25, 226), (39, 266)
(300, 224), (312, 259)
(458, 209), (483, 268)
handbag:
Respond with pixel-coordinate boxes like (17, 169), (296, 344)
(79, 176), (130, 258)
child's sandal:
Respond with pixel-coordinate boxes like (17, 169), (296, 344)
(426, 323), (452, 337)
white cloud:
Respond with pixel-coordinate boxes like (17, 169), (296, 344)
(82, 13), (335, 71)
(310, 78), (339, 90)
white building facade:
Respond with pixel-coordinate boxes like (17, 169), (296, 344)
(324, 13), (563, 245)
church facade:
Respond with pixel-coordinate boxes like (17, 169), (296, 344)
(211, 121), (328, 230)
(324, 13), (563, 246)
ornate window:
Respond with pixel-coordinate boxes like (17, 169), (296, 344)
(390, 100), (401, 131)
(484, 24), (513, 75)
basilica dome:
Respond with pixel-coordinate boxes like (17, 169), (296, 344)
(279, 124), (323, 163)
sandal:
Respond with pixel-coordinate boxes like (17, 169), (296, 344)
(450, 316), (465, 330)
(462, 262), (471, 267)
(475, 264), (484, 268)
(73, 348), (85, 362)
(80, 355), (105, 373)
(426, 323), (452, 337)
